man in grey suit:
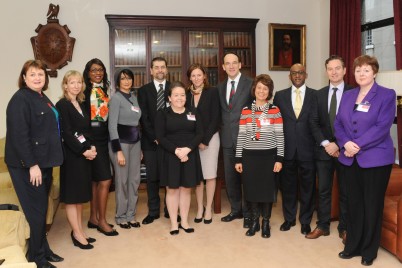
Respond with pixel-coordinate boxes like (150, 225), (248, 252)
(273, 63), (316, 235)
(218, 51), (253, 227)
(306, 55), (351, 241)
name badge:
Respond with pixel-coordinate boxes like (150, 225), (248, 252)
(356, 101), (371, 112)
(131, 106), (140, 113)
(187, 114), (196, 121)
(260, 118), (271, 126)
(75, 132), (86, 143)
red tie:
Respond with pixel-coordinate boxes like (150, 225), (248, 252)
(229, 81), (235, 109)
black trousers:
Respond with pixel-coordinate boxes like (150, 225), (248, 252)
(222, 147), (250, 217)
(143, 150), (167, 216)
(280, 157), (316, 224)
(316, 158), (347, 232)
(8, 166), (54, 266)
(342, 160), (392, 260)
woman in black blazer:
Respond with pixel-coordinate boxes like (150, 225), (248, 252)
(186, 64), (221, 224)
(56, 70), (97, 250)
(5, 60), (64, 268)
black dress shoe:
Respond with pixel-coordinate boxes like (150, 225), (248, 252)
(194, 207), (205, 223)
(179, 224), (195, 233)
(142, 215), (160, 225)
(129, 221), (141, 228)
(338, 251), (356, 259)
(87, 221), (114, 229)
(243, 217), (252, 228)
(118, 223), (131, 229)
(279, 220), (296, 231)
(204, 218), (212, 224)
(86, 237), (96, 243)
(71, 231), (94, 250)
(301, 224), (311, 235)
(221, 212), (243, 222)
(40, 261), (57, 268)
(245, 220), (260, 236)
(46, 253), (64, 262)
(97, 226), (119, 236)
(170, 229), (179, 235)
(261, 219), (271, 238)
(361, 257), (374, 266)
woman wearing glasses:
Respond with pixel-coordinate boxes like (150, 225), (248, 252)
(83, 58), (118, 236)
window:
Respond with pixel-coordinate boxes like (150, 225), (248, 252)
(361, 0), (395, 70)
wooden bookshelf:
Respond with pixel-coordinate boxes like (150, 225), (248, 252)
(106, 15), (259, 88)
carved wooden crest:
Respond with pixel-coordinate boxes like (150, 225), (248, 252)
(31, 4), (75, 77)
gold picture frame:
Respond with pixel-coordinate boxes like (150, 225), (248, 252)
(269, 23), (306, 71)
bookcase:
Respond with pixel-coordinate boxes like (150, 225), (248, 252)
(105, 15), (259, 89)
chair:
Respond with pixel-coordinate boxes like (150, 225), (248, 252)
(381, 165), (402, 262)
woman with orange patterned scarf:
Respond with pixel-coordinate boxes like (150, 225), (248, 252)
(83, 58), (118, 236)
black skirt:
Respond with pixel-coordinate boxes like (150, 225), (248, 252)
(158, 147), (203, 189)
(242, 149), (278, 203)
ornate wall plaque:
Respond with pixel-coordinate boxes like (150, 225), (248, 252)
(31, 4), (75, 77)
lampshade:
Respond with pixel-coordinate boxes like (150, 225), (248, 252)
(376, 70), (402, 96)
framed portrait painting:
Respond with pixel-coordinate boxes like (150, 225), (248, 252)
(269, 23), (306, 71)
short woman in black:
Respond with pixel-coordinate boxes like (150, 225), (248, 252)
(56, 70), (97, 249)
(155, 81), (203, 235)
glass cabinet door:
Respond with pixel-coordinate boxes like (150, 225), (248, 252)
(223, 32), (252, 78)
(114, 29), (146, 88)
(189, 31), (219, 86)
(150, 30), (182, 82)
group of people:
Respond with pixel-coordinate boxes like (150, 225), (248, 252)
(5, 51), (395, 268)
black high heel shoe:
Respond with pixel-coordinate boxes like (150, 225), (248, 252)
(179, 224), (195, 233)
(86, 237), (96, 243)
(71, 231), (94, 249)
(194, 207), (205, 223)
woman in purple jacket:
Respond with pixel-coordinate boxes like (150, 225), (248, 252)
(334, 55), (396, 266)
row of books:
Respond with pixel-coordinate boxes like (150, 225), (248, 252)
(189, 32), (219, 48)
(189, 49), (219, 66)
(223, 32), (250, 47)
(152, 51), (182, 66)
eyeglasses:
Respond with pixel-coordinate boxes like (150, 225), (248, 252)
(290, 71), (305, 76)
(90, 68), (104, 73)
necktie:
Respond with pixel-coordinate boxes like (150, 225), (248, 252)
(294, 88), (302, 118)
(157, 84), (165, 111)
(228, 81), (235, 109)
(329, 87), (338, 134)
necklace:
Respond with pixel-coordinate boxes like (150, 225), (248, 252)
(190, 84), (203, 95)
(250, 100), (269, 141)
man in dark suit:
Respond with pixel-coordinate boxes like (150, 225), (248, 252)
(138, 57), (170, 224)
(273, 63), (316, 235)
(306, 55), (351, 241)
(218, 51), (253, 227)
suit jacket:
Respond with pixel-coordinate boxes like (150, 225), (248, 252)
(334, 82), (396, 168)
(310, 84), (353, 160)
(55, 98), (92, 156)
(5, 88), (64, 168)
(138, 81), (171, 151)
(186, 87), (221, 145)
(218, 74), (253, 149)
(273, 86), (316, 161)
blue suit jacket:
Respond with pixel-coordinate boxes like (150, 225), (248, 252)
(334, 82), (396, 168)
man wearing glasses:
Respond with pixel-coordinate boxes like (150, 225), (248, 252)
(273, 63), (316, 236)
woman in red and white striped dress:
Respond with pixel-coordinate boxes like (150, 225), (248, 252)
(235, 74), (284, 238)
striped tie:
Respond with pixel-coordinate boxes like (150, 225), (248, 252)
(228, 80), (235, 109)
(157, 84), (165, 110)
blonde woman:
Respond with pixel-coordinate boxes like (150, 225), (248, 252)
(56, 70), (97, 249)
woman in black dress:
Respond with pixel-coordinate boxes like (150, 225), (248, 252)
(56, 70), (97, 249)
(83, 58), (118, 236)
(155, 81), (204, 235)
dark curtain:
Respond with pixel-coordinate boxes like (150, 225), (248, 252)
(330, 0), (361, 86)
(394, 0), (402, 70)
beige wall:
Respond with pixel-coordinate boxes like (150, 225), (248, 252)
(0, 0), (330, 137)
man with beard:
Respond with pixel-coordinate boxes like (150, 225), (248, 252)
(278, 34), (295, 67)
(138, 57), (170, 224)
